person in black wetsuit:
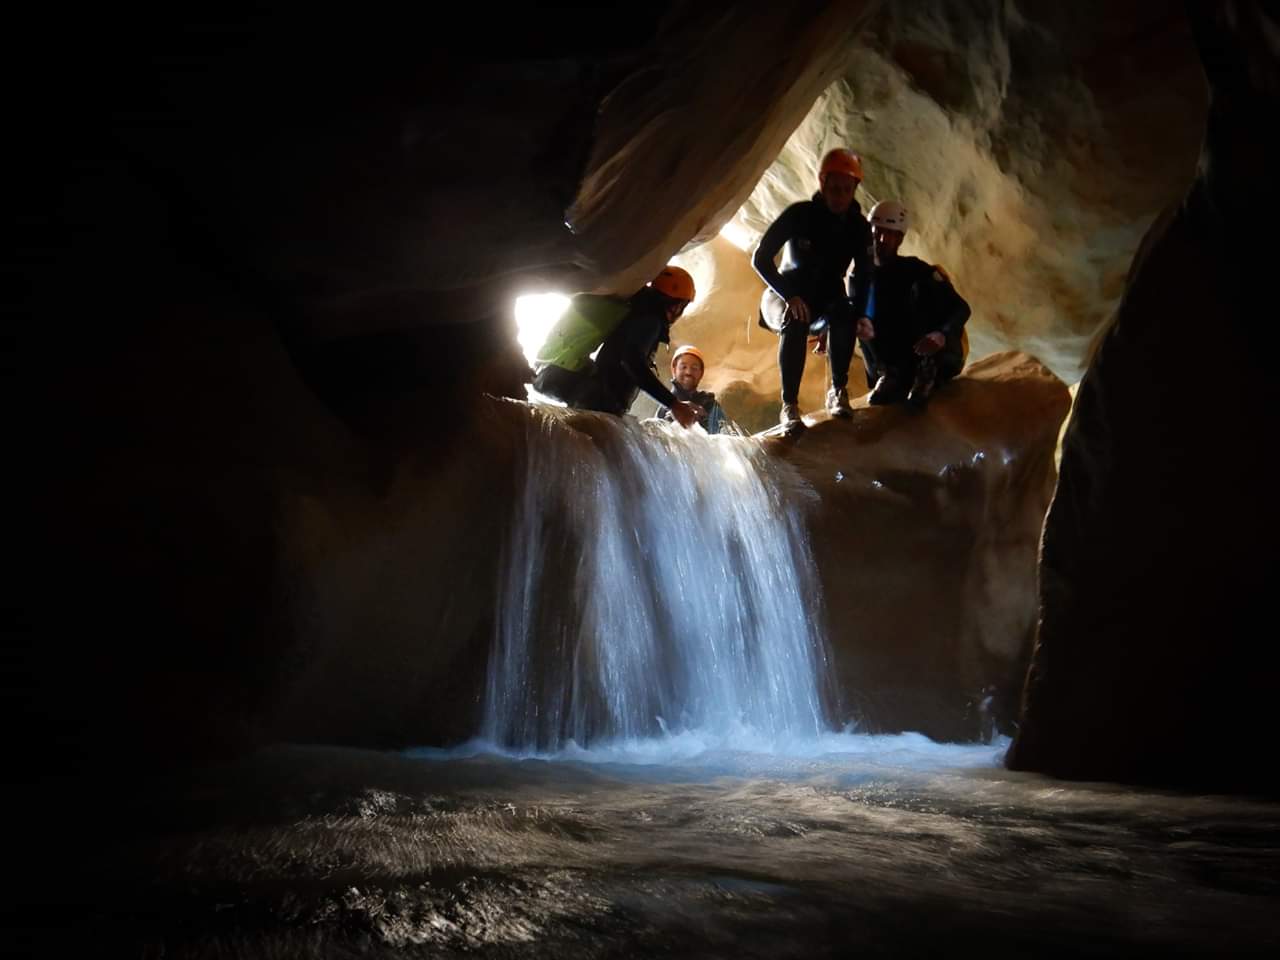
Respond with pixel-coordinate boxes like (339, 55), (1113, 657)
(751, 147), (875, 431)
(855, 200), (970, 410)
(531, 265), (705, 428)
(655, 345), (728, 434)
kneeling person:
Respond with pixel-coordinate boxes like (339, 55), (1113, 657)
(855, 200), (970, 410)
(532, 266), (704, 428)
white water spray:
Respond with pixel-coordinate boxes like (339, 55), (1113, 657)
(482, 407), (835, 752)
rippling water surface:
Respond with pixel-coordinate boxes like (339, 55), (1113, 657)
(53, 415), (1279, 955)
(68, 735), (1280, 958)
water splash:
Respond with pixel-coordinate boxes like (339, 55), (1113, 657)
(482, 407), (834, 752)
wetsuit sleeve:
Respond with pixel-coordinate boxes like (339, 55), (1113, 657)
(846, 215), (874, 317)
(627, 360), (678, 409)
(751, 203), (804, 301)
(617, 313), (678, 408)
(924, 267), (970, 334)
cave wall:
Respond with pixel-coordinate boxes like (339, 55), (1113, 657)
(774, 352), (1069, 739)
(1006, 1), (1280, 796)
(14, 0), (1271, 800)
(15, 3), (876, 772)
(702, 0), (1206, 410)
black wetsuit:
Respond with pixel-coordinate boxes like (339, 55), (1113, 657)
(751, 194), (874, 403)
(534, 287), (677, 414)
(657, 382), (725, 433)
(857, 255), (970, 384)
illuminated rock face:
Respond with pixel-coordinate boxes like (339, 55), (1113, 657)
(684, 0), (1205, 421)
(562, 2), (879, 296)
(1006, 3), (1280, 795)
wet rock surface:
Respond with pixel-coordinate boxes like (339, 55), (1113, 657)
(1007, 2), (1280, 795)
(770, 351), (1069, 739)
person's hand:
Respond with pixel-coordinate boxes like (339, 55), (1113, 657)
(810, 331), (828, 355)
(670, 400), (706, 428)
(914, 331), (945, 355)
(782, 296), (811, 328)
(856, 316), (875, 339)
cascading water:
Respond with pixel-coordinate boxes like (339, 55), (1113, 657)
(97, 405), (1280, 960)
(107, 411), (1280, 960)
(482, 406), (835, 752)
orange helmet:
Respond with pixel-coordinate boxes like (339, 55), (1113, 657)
(819, 148), (863, 183)
(670, 344), (706, 371)
(649, 265), (696, 302)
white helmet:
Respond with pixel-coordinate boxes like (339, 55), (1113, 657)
(868, 200), (909, 233)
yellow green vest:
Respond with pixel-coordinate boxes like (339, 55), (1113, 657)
(535, 294), (631, 372)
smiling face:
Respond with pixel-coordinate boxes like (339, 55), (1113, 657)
(672, 354), (704, 391)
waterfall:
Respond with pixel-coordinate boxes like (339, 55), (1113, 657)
(482, 407), (834, 752)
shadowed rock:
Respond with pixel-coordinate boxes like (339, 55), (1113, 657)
(1006, 1), (1280, 796)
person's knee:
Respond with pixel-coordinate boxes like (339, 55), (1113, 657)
(827, 322), (854, 355)
(936, 350), (964, 383)
(780, 319), (811, 341)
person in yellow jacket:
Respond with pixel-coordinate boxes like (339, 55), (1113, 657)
(531, 266), (704, 428)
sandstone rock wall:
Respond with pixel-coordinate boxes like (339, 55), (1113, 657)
(262, 354), (1067, 746)
(714, 0), (1205, 393)
(773, 352), (1068, 738)
(1006, 1), (1280, 795)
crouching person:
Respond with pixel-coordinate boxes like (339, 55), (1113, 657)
(532, 265), (704, 428)
(855, 200), (970, 410)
